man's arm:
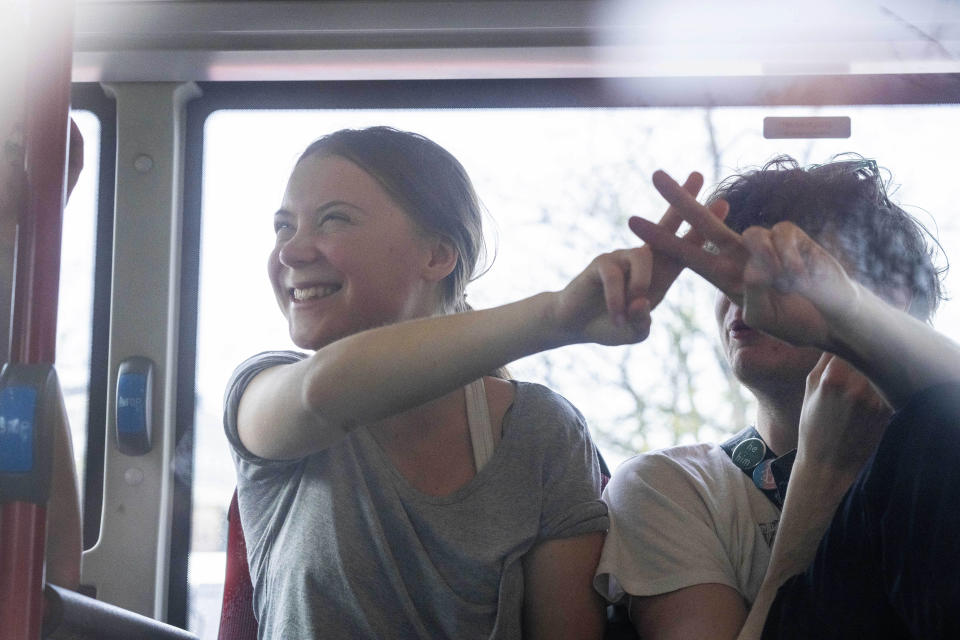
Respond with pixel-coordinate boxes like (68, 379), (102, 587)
(631, 171), (960, 408)
(630, 584), (748, 640)
(737, 221), (960, 409)
(735, 467), (841, 639)
(598, 448), (763, 640)
(736, 355), (891, 639)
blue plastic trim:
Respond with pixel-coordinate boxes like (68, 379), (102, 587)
(117, 372), (147, 435)
(0, 386), (38, 473)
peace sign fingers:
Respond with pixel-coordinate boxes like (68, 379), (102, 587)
(629, 170), (748, 303)
(651, 170), (743, 253)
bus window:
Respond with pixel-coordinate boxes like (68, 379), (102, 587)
(188, 102), (959, 637)
(58, 108), (100, 497)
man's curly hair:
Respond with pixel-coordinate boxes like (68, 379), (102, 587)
(709, 155), (946, 321)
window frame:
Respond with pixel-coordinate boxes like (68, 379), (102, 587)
(68, 82), (117, 553)
(173, 73), (960, 630)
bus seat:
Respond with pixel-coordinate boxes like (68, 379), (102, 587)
(217, 490), (258, 640)
(43, 584), (199, 639)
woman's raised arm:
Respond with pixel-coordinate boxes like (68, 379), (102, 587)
(238, 250), (651, 460)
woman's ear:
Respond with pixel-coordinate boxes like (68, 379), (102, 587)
(421, 234), (459, 283)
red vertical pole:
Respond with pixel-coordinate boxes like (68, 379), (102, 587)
(10, 2), (74, 365)
(0, 0), (74, 638)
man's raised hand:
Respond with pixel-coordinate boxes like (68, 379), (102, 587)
(629, 170), (741, 301)
(740, 222), (861, 350)
(630, 170), (861, 351)
(798, 353), (891, 484)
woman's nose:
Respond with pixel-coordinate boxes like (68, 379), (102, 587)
(278, 227), (319, 267)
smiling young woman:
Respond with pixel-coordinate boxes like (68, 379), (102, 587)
(223, 126), (703, 639)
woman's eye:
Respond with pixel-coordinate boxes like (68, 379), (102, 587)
(274, 220), (293, 235)
(318, 213), (348, 227)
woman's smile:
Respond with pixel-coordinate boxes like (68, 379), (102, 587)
(290, 284), (342, 303)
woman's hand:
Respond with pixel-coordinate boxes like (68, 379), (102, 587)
(550, 247), (655, 346)
(548, 171), (717, 347)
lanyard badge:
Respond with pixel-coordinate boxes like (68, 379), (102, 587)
(721, 426), (796, 510)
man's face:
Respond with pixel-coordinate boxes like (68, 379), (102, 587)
(714, 291), (824, 395)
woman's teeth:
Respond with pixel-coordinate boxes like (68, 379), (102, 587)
(292, 285), (339, 301)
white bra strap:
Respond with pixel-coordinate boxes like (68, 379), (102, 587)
(465, 378), (495, 472)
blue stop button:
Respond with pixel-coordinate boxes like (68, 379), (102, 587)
(0, 386), (38, 473)
(117, 372), (147, 435)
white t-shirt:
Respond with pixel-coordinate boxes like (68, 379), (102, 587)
(594, 442), (781, 605)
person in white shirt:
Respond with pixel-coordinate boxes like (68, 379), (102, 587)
(597, 156), (948, 639)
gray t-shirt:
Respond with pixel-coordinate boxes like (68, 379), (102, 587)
(224, 351), (609, 639)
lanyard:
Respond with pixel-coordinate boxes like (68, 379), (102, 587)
(720, 426), (796, 510)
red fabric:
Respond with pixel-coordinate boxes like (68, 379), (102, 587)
(217, 490), (258, 640)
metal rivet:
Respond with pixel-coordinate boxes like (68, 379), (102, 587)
(133, 154), (154, 173)
(124, 467), (144, 486)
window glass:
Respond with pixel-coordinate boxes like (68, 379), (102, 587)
(189, 105), (960, 637)
(58, 109), (100, 494)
